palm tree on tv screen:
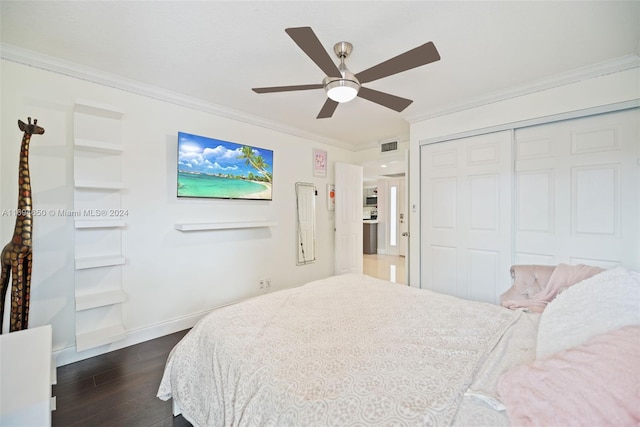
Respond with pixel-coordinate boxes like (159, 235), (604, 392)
(238, 146), (272, 183)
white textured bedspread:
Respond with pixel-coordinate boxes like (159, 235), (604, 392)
(158, 274), (520, 426)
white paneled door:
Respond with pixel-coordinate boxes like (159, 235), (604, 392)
(419, 108), (640, 304)
(335, 162), (363, 275)
(420, 131), (513, 303)
(514, 109), (639, 269)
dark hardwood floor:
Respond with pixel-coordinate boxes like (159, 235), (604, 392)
(53, 329), (193, 427)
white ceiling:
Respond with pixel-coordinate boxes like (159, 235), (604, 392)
(1, 1), (639, 153)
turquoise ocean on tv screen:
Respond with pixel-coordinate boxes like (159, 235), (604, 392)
(178, 172), (269, 199)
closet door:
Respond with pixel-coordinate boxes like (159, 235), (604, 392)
(514, 109), (639, 269)
(420, 131), (512, 303)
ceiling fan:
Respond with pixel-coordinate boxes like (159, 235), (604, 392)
(252, 27), (440, 119)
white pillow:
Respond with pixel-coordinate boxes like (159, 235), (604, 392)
(536, 266), (640, 358)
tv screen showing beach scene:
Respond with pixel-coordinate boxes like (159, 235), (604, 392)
(177, 132), (273, 200)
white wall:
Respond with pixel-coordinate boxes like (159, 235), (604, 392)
(1, 60), (355, 363)
(354, 140), (409, 165)
(409, 67), (640, 287)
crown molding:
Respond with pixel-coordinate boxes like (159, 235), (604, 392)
(5, 43), (637, 151)
(0, 43), (354, 151)
(406, 54), (640, 124)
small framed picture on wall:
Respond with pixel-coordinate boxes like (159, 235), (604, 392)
(313, 149), (327, 177)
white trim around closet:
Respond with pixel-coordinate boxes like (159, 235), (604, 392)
(418, 99), (639, 146)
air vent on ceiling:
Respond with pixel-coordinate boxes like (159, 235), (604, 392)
(380, 141), (398, 153)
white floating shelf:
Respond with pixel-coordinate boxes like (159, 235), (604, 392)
(76, 324), (126, 352)
(174, 221), (277, 231)
(76, 290), (126, 311)
(74, 138), (124, 154)
(75, 219), (125, 229)
(74, 98), (124, 119)
(75, 255), (125, 270)
(74, 180), (124, 190)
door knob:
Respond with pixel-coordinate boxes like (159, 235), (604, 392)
(402, 232), (409, 237)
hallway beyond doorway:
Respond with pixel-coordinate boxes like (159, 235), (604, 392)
(363, 254), (406, 284)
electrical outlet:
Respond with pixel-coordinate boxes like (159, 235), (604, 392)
(258, 279), (265, 290)
(265, 278), (271, 290)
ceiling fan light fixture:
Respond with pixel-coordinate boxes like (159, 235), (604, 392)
(326, 79), (360, 103)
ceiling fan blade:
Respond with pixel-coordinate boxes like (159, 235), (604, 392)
(357, 87), (413, 112)
(355, 42), (440, 84)
(252, 84), (323, 94)
(317, 98), (339, 119)
(285, 27), (342, 78)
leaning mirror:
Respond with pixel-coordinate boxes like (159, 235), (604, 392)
(295, 182), (316, 265)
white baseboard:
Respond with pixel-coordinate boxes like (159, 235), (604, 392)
(52, 291), (265, 367)
(52, 309), (211, 367)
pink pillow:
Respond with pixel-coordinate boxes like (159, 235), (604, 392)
(497, 325), (640, 427)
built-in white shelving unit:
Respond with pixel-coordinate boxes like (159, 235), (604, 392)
(73, 99), (127, 352)
(74, 180), (125, 190)
(75, 290), (126, 311)
(75, 219), (126, 229)
(75, 325), (127, 353)
(74, 138), (124, 154)
(174, 221), (277, 231)
(74, 98), (124, 118)
(75, 255), (126, 270)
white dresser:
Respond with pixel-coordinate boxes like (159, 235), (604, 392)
(0, 325), (55, 426)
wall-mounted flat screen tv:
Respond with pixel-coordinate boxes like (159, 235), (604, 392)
(177, 132), (273, 200)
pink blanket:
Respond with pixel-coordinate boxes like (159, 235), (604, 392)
(501, 263), (604, 312)
(497, 325), (640, 426)
(499, 265), (555, 310)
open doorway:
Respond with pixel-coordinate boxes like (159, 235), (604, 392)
(361, 151), (408, 284)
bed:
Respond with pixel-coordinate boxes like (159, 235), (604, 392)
(158, 267), (640, 426)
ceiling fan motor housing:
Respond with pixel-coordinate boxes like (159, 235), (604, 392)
(324, 41), (360, 102)
(334, 41), (353, 59)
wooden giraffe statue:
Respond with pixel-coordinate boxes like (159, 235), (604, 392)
(1, 117), (44, 333)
